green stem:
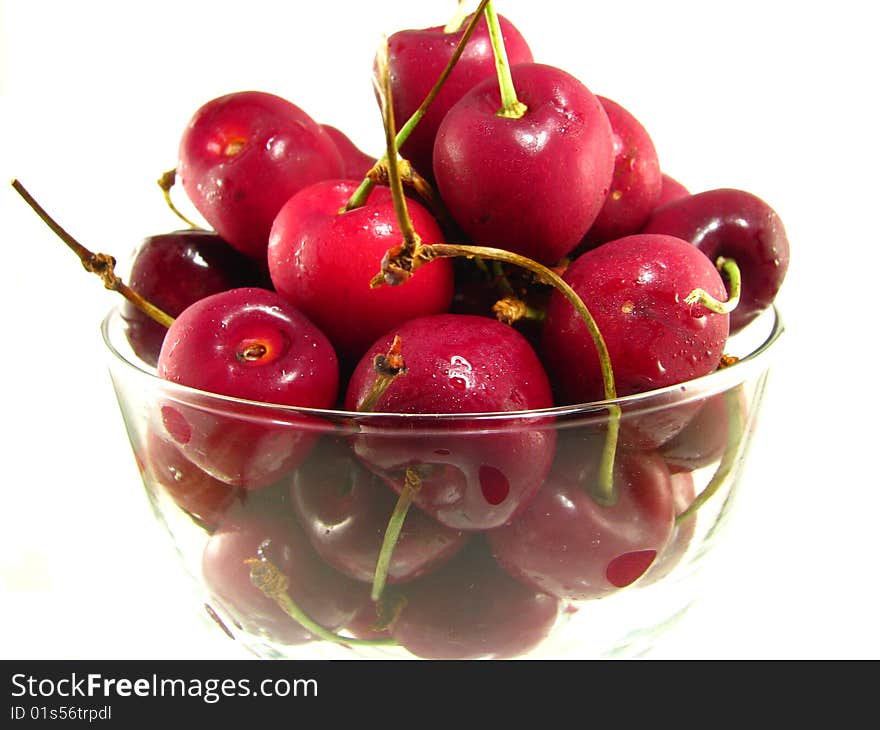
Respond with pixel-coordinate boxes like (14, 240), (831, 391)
(342, 0), (492, 212)
(685, 257), (742, 315)
(371, 468), (422, 602)
(157, 168), (202, 229)
(675, 386), (746, 525)
(443, 0), (469, 33)
(485, 1), (527, 119)
(246, 558), (397, 647)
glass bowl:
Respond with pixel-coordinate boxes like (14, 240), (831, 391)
(102, 304), (783, 659)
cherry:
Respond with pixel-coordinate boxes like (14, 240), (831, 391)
(289, 436), (468, 585)
(156, 287), (339, 488)
(433, 62), (615, 265)
(266, 179), (454, 365)
(177, 90), (343, 260)
(638, 469), (697, 586)
(202, 508), (365, 645)
(489, 436), (675, 601)
(660, 390), (739, 472)
(344, 313), (556, 531)
(579, 95), (662, 248)
(541, 233), (730, 405)
(641, 188), (790, 332)
(141, 429), (244, 529)
(121, 229), (267, 366)
(655, 173), (690, 209)
(390, 538), (559, 659)
(385, 9), (533, 179)
(320, 124), (376, 180)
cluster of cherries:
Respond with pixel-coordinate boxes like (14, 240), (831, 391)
(16, 2), (789, 659)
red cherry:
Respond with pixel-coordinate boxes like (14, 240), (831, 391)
(654, 173), (690, 209)
(202, 509), (365, 645)
(385, 11), (533, 178)
(641, 188), (790, 332)
(344, 314), (556, 531)
(489, 438), (675, 600)
(141, 430), (244, 529)
(156, 287), (339, 488)
(433, 62), (615, 265)
(390, 539), (559, 659)
(320, 124), (376, 180)
(290, 437), (468, 585)
(267, 179), (454, 364)
(177, 91), (343, 260)
(121, 229), (267, 366)
(639, 469), (697, 586)
(580, 95), (663, 247)
(541, 233), (730, 404)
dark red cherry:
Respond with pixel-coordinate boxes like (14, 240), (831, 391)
(267, 179), (454, 364)
(541, 233), (730, 404)
(390, 539), (559, 659)
(290, 437), (468, 585)
(202, 509), (365, 645)
(660, 389), (744, 472)
(177, 91), (343, 260)
(121, 229), (267, 366)
(433, 62), (615, 265)
(385, 11), (533, 178)
(320, 124), (376, 180)
(580, 96), (662, 248)
(641, 188), (790, 332)
(655, 173), (690, 209)
(344, 314), (556, 531)
(156, 287), (338, 488)
(489, 437), (675, 601)
(140, 430), (244, 529)
(639, 469), (696, 586)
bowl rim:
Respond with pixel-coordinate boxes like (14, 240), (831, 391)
(101, 304), (784, 423)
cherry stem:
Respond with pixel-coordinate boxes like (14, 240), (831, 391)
(341, 0), (492, 212)
(675, 385), (747, 525)
(371, 467), (422, 602)
(10, 179), (175, 328)
(356, 335), (407, 412)
(685, 257), (742, 315)
(492, 295), (545, 325)
(245, 557), (396, 647)
(372, 240), (621, 502)
(443, 0), (470, 33)
(157, 169), (202, 229)
(367, 158), (458, 233)
(484, 1), (527, 119)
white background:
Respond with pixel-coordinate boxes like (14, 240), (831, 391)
(1, 0), (877, 660)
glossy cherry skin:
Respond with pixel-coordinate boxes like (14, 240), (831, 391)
(177, 91), (343, 260)
(320, 124), (375, 180)
(433, 62), (615, 265)
(141, 430), (244, 529)
(390, 538), (559, 659)
(156, 287), (339, 488)
(290, 437), (468, 585)
(654, 173), (690, 209)
(122, 229), (267, 366)
(541, 234), (730, 405)
(580, 96), (662, 248)
(489, 437), (675, 601)
(202, 509), (366, 645)
(638, 469), (697, 586)
(267, 179), (454, 365)
(385, 12), (533, 179)
(344, 314), (556, 531)
(641, 188), (790, 333)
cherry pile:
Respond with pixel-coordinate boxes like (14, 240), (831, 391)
(14, 1), (789, 659)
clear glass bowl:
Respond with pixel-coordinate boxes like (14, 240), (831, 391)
(102, 304), (783, 659)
